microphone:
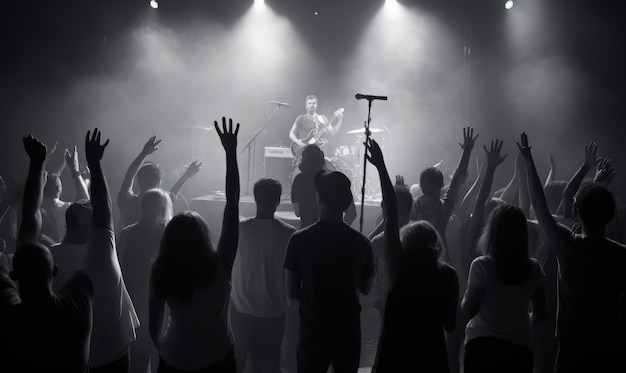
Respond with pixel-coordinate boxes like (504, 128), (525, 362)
(269, 100), (290, 108)
(355, 93), (388, 101)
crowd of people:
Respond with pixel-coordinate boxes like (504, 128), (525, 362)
(0, 121), (625, 373)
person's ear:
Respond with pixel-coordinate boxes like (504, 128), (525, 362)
(52, 264), (58, 277)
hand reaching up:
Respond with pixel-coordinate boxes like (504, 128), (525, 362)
(85, 129), (110, 165)
(395, 175), (406, 186)
(23, 135), (47, 164)
(214, 117), (239, 152)
(459, 126), (479, 152)
(365, 138), (385, 169)
(483, 139), (508, 168)
(594, 157), (616, 185)
(516, 132), (532, 161)
(65, 146), (81, 173)
(183, 160), (202, 178)
(584, 142), (598, 169)
(142, 135), (162, 156)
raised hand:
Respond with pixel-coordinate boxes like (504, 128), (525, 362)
(85, 128), (110, 164)
(65, 146), (80, 173)
(515, 150), (524, 171)
(142, 135), (162, 156)
(365, 138), (385, 169)
(516, 132), (532, 161)
(459, 126), (479, 151)
(395, 175), (406, 186)
(594, 157), (616, 185)
(214, 117), (240, 152)
(183, 160), (202, 178)
(482, 139), (508, 168)
(584, 142), (599, 169)
(23, 135), (47, 164)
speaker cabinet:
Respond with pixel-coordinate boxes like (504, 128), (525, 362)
(264, 147), (294, 195)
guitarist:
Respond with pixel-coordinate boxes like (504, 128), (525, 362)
(289, 95), (344, 160)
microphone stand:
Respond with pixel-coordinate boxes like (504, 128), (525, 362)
(240, 103), (284, 195)
(358, 99), (374, 233)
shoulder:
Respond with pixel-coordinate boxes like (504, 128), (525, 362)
(275, 218), (297, 232)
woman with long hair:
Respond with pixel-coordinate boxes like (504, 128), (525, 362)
(366, 138), (459, 373)
(461, 202), (547, 373)
(149, 117), (240, 373)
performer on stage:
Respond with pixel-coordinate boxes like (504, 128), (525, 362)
(289, 95), (344, 159)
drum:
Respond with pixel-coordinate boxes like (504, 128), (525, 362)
(334, 145), (360, 165)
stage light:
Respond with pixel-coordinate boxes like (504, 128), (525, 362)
(150, 0), (159, 9)
(314, 11), (319, 16)
(505, 1), (514, 10)
(254, 0), (264, 4)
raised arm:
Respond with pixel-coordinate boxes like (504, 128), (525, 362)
(544, 153), (556, 188)
(17, 135), (48, 246)
(517, 151), (530, 217)
(499, 153), (520, 205)
(458, 157), (486, 223)
(558, 142), (597, 220)
(518, 133), (563, 242)
(169, 160), (202, 198)
(118, 136), (161, 199)
(64, 146), (89, 201)
(214, 117), (240, 278)
(593, 157), (616, 187)
(85, 129), (113, 232)
(366, 138), (403, 286)
(444, 126), (478, 213)
(327, 110), (344, 136)
(466, 139), (507, 266)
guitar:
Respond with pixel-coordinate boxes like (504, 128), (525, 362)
(290, 108), (344, 160)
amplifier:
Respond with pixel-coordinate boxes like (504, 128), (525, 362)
(264, 147), (294, 194)
(264, 147), (293, 159)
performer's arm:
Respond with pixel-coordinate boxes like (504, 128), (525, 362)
(327, 112), (344, 136)
(289, 119), (305, 147)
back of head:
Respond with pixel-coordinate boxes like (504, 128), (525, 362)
(400, 220), (443, 267)
(480, 204), (530, 284)
(137, 162), (163, 192)
(140, 188), (173, 226)
(574, 181), (615, 229)
(253, 178), (282, 208)
(300, 144), (325, 173)
(314, 170), (353, 213)
(43, 173), (62, 200)
(419, 167), (443, 197)
(152, 211), (215, 303)
(12, 242), (55, 293)
(65, 199), (92, 230)
(544, 181), (567, 214)
(484, 197), (506, 222)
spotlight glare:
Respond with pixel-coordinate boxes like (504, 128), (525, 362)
(505, 0), (514, 10)
(314, 11), (319, 16)
(254, 0), (264, 4)
(150, 0), (159, 9)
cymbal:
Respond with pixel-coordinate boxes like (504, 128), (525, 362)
(346, 128), (383, 134)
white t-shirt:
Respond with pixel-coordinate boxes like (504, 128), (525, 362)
(231, 217), (296, 317)
(464, 256), (545, 349)
(81, 228), (140, 367)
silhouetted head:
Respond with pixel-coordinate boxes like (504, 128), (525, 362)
(152, 211), (216, 303)
(11, 242), (57, 302)
(140, 188), (173, 227)
(43, 173), (62, 200)
(574, 181), (615, 230)
(479, 204), (530, 284)
(484, 197), (506, 223)
(254, 178), (282, 209)
(299, 144), (325, 173)
(400, 220), (443, 266)
(419, 167), (444, 197)
(63, 199), (92, 244)
(544, 181), (567, 214)
(315, 170), (353, 214)
(136, 162), (163, 192)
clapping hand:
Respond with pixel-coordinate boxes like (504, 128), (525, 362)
(214, 117), (239, 152)
(23, 135), (47, 164)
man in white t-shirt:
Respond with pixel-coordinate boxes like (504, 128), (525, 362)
(82, 129), (139, 373)
(230, 178), (296, 373)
